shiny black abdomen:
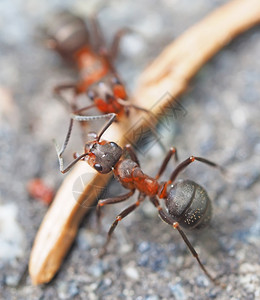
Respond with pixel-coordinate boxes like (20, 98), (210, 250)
(166, 180), (212, 230)
(46, 11), (90, 58)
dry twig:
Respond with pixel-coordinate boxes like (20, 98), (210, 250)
(29, 0), (260, 285)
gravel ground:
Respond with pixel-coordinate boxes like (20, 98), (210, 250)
(0, 0), (260, 299)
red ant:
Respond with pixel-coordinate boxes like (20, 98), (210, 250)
(46, 11), (152, 120)
(55, 113), (226, 286)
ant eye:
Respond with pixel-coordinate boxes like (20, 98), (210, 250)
(110, 142), (118, 148)
(112, 77), (121, 85)
(87, 90), (95, 100)
(94, 163), (103, 172)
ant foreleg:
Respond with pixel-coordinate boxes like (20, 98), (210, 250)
(110, 28), (132, 60)
(149, 196), (223, 287)
(117, 99), (156, 120)
(117, 99), (166, 152)
(99, 193), (145, 257)
(73, 104), (96, 115)
(96, 189), (135, 228)
(155, 147), (178, 180)
(123, 144), (140, 166)
(168, 156), (225, 185)
(53, 83), (78, 111)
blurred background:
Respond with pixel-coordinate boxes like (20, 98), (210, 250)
(0, 0), (259, 299)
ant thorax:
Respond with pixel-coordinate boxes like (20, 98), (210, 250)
(113, 159), (160, 195)
(85, 141), (123, 174)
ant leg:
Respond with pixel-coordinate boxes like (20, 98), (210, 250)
(117, 99), (156, 120)
(123, 144), (140, 166)
(90, 15), (108, 57)
(53, 83), (78, 110)
(110, 28), (132, 60)
(96, 189), (135, 227)
(149, 196), (223, 287)
(99, 193), (146, 257)
(117, 99), (166, 152)
(155, 147), (178, 180)
(169, 156), (226, 185)
(71, 113), (117, 141)
(73, 104), (96, 115)
(54, 83), (77, 95)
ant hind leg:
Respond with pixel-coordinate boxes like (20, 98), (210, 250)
(169, 156), (226, 184)
(149, 196), (224, 287)
(90, 15), (107, 56)
(99, 193), (145, 257)
(155, 147), (178, 180)
(96, 190), (135, 229)
(110, 28), (132, 60)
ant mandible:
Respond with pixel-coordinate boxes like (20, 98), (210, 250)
(55, 113), (226, 286)
(46, 11), (151, 119)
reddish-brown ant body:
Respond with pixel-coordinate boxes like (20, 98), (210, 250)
(46, 11), (149, 118)
(55, 113), (225, 286)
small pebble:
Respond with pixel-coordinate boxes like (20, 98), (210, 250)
(88, 262), (105, 277)
(5, 274), (20, 287)
(97, 277), (112, 292)
(169, 283), (186, 300)
(76, 229), (92, 251)
(68, 281), (79, 297)
(145, 295), (159, 300)
(57, 282), (67, 300)
(138, 241), (150, 253)
(124, 266), (140, 281)
(138, 255), (149, 267)
(196, 275), (209, 287)
(120, 34), (146, 57)
(208, 288), (220, 299)
(0, 203), (26, 261)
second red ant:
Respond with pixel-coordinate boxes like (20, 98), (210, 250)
(55, 113), (226, 287)
(47, 11), (165, 153)
(46, 11), (153, 120)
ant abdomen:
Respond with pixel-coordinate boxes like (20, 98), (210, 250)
(166, 180), (212, 230)
(46, 11), (90, 58)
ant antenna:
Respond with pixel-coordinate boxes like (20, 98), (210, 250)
(71, 113), (117, 141)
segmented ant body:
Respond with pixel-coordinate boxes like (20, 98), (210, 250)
(55, 113), (225, 286)
(46, 11), (147, 118)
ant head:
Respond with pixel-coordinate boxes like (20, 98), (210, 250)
(110, 75), (127, 100)
(87, 74), (127, 105)
(85, 140), (123, 174)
